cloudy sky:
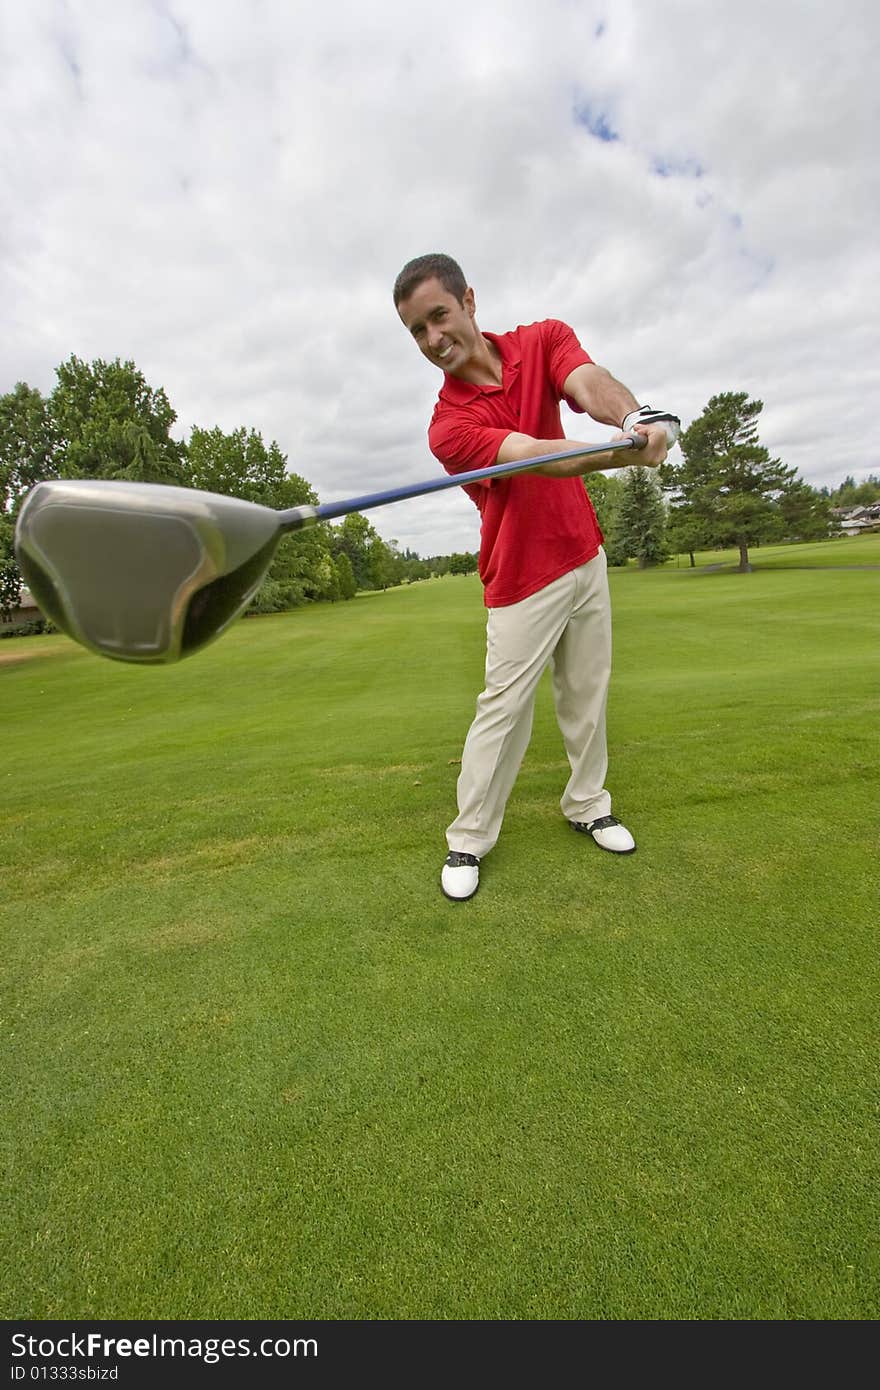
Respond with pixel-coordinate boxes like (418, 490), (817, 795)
(3, 0), (878, 555)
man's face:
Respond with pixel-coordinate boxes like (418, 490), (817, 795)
(397, 277), (480, 374)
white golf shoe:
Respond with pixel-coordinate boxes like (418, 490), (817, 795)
(441, 851), (480, 901)
(571, 814), (636, 854)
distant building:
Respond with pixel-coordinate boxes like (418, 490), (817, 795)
(830, 504), (880, 536)
(1, 586), (41, 631)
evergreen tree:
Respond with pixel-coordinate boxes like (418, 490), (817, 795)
(584, 470), (627, 565)
(778, 479), (834, 541)
(664, 502), (709, 567)
(616, 466), (667, 568)
(665, 392), (794, 572)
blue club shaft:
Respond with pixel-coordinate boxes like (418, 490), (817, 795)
(279, 435), (645, 531)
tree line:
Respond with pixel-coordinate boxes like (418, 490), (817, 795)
(0, 356), (478, 627)
(2, 362), (865, 629)
(585, 391), (863, 573)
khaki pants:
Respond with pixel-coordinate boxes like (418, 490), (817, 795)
(447, 549), (613, 858)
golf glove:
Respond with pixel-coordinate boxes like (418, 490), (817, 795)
(622, 406), (681, 447)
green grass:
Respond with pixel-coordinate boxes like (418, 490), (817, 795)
(2, 537), (879, 1320)
(661, 531), (880, 570)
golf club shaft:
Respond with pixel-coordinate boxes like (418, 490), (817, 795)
(278, 434), (646, 531)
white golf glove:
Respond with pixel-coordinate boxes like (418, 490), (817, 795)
(622, 406), (681, 448)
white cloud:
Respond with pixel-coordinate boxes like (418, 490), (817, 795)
(2, 0), (878, 556)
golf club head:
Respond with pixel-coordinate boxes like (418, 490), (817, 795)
(14, 480), (283, 664)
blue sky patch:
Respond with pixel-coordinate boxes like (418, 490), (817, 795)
(651, 155), (705, 179)
(574, 101), (619, 143)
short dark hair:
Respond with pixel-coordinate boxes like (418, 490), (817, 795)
(393, 253), (467, 308)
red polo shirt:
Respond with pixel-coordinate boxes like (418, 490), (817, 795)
(427, 319), (604, 607)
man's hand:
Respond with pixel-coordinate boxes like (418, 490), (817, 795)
(610, 423), (670, 468)
(561, 367), (680, 470)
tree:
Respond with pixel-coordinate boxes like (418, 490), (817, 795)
(333, 551), (357, 600)
(399, 547), (430, 583)
(584, 470), (628, 565)
(664, 502), (709, 567)
(583, 471), (622, 533)
(185, 425), (337, 609)
(0, 514), (19, 620)
(2, 361), (185, 618)
(381, 538), (408, 589)
(1, 383), (57, 513)
(448, 551), (478, 575)
(329, 518), (406, 593)
(330, 512), (378, 589)
(185, 426), (291, 507)
(665, 392), (794, 572)
(0, 383), (58, 618)
(253, 527), (339, 611)
(777, 479), (834, 541)
(50, 356), (185, 484)
(616, 466), (668, 568)
(366, 535), (393, 590)
(828, 474), (880, 508)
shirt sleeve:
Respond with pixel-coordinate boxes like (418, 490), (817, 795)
(428, 406), (510, 480)
(542, 319), (593, 414)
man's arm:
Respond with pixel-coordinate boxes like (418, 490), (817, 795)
(495, 363), (671, 477)
(562, 363), (641, 427)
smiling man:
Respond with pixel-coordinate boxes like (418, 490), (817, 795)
(394, 253), (679, 901)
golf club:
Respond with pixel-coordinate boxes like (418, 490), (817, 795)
(14, 434), (646, 665)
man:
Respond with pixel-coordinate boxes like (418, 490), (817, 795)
(393, 253), (679, 901)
